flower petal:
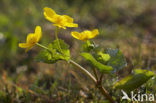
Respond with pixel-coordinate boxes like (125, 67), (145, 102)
(92, 29), (99, 35)
(88, 29), (99, 39)
(19, 43), (30, 48)
(66, 23), (78, 27)
(35, 26), (42, 41)
(44, 7), (57, 22)
(25, 46), (33, 52)
(71, 29), (99, 41)
(63, 15), (78, 27)
(53, 24), (66, 29)
(63, 15), (73, 23)
(26, 33), (36, 43)
(71, 32), (81, 40)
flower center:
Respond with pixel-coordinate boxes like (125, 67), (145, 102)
(29, 37), (37, 44)
(55, 16), (66, 25)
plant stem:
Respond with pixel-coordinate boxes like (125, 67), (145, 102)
(55, 27), (63, 53)
(69, 59), (116, 103)
(98, 86), (116, 103)
(36, 43), (115, 102)
(36, 44), (116, 103)
(93, 68), (99, 81)
(36, 43), (51, 51)
(55, 27), (59, 40)
(100, 72), (104, 84)
(69, 59), (97, 83)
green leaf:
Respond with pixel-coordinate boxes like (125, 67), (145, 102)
(52, 39), (70, 61)
(105, 48), (127, 72)
(97, 52), (110, 62)
(82, 40), (98, 52)
(113, 69), (155, 92)
(35, 39), (70, 64)
(35, 49), (58, 64)
(81, 52), (113, 73)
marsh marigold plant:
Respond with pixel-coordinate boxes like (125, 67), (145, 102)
(18, 7), (155, 103)
(71, 29), (99, 41)
(44, 7), (78, 29)
(19, 26), (42, 52)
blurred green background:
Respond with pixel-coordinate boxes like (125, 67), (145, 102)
(0, 0), (156, 102)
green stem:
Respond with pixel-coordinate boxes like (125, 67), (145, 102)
(36, 41), (115, 102)
(69, 59), (116, 103)
(55, 27), (58, 40)
(69, 59), (97, 83)
(55, 27), (63, 53)
(93, 68), (99, 81)
(36, 43), (50, 51)
(36, 43), (115, 102)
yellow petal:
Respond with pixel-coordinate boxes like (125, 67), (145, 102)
(71, 32), (81, 40)
(35, 26), (42, 41)
(44, 7), (78, 29)
(53, 24), (66, 29)
(82, 30), (91, 35)
(63, 15), (78, 27)
(19, 43), (30, 48)
(66, 23), (78, 27)
(25, 46), (33, 52)
(63, 15), (73, 23)
(50, 15), (66, 29)
(44, 7), (57, 22)
(71, 29), (99, 41)
(92, 29), (99, 35)
(88, 29), (99, 39)
(26, 33), (36, 43)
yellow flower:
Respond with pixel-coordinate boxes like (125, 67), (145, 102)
(44, 7), (78, 29)
(71, 29), (99, 41)
(19, 26), (42, 52)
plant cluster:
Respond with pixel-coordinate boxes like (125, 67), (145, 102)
(19, 7), (155, 103)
